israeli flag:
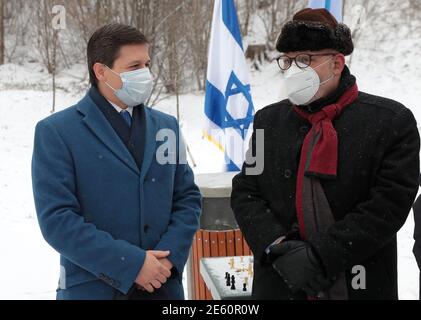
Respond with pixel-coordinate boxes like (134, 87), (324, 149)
(309, 0), (343, 22)
(204, 0), (255, 172)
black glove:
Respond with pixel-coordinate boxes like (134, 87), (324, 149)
(266, 223), (301, 264)
(271, 240), (335, 296)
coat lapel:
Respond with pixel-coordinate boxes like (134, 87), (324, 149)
(77, 94), (140, 175)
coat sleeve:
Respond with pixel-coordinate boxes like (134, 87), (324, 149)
(231, 111), (288, 262)
(154, 118), (202, 275)
(308, 108), (420, 278)
(32, 119), (146, 295)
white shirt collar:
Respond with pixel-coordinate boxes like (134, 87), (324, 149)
(107, 100), (133, 117)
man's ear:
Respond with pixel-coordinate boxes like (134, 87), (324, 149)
(93, 63), (107, 83)
(333, 54), (346, 76)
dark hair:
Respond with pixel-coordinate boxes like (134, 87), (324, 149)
(87, 23), (149, 86)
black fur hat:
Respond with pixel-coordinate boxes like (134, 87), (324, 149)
(276, 8), (354, 56)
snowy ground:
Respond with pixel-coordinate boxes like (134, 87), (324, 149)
(1, 43), (421, 299)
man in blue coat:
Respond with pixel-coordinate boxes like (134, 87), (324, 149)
(31, 24), (202, 300)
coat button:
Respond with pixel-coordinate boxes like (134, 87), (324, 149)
(144, 225), (150, 233)
(284, 169), (292, 179)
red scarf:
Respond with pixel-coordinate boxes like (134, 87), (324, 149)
(294, 84), (359, 240)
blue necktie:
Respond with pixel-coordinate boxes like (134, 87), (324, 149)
(120, 110), (132, 128)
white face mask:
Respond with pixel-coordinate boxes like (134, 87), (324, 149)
(105, 66), (153, 107)
(283, 56), (334, 106)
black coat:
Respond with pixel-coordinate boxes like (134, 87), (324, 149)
(231, 91), (420, 300)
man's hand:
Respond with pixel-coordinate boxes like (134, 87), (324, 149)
(159, 258), (174, 271)
(270, 241), (335, 296)
(135, 250), (172, 293)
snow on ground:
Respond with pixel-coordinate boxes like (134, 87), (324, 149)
(1, 43), (421, 299)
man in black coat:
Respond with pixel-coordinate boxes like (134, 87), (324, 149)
(231, 8), (420, 300)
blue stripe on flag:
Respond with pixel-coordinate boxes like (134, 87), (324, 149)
(222, 0), (243, 50)
(325, 0), (331, 11)
(227, 159), (241, 172)
(204, 80), (226, 129)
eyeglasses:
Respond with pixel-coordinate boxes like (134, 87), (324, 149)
(276, 53), (337, 71)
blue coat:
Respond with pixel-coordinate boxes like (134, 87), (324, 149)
(31, 91), (202, 300)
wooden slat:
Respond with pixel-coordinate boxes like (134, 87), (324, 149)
(191, 233), (198, 300)
(196, 230), (206, 300)
(202, 231), (212, 300)
(226, 230), (235, 257)
(195, 231), (202, 300)
(210, 232), (219, 257)
(235, 229), (244, 256)
(243, 236), (252, 256)
(217, 232), (227, 257)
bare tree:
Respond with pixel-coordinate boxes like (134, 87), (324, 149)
(185, 0), (213, 91)
(1, 1), (38, 64)
(406, 0), (421, 34)
(13, 0), (419, 99)
(344, 0), (413, 69)
(36, 0), (61, 113)
(257, 0), (306, 51)
(238, 0), (256, 36)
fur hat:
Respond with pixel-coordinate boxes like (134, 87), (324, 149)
(276, 8), (354, 56)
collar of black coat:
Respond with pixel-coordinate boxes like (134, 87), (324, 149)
(297, 65), (357, 114)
